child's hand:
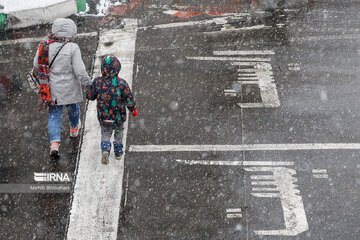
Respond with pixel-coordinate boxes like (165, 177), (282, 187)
(131, 109), (138, 117)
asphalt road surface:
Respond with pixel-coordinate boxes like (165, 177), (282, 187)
(0, 0), (359, 239)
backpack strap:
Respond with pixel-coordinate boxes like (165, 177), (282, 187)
(49, 43), (67, 69)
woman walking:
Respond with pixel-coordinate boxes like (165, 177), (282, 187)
(33, 18), (91, 159)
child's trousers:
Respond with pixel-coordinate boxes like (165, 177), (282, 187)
(100, 122), (124, 153)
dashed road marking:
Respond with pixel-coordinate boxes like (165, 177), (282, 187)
(288, 63), (301, 71)
(312, 169), (328, 179)
(226, 208), (242, 219)
(224, 89), (237, 97)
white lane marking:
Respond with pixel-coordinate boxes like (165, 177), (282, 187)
(251, 175), (274, 180)
(129, 143), (360, 152)
(124, 171), (130, 208)
(161, 8), (250, 17)
(313, 174), (329, 179)
(290, 33), (360, 42)
(312, 169), (328, 179)
(237, 69), (256, 72)
(66, 19), (138, 240)
(214, 50), (275, 56)
(246, 167), (308, 236)
(288, 63), (300, 71)
(148, 4), (299, 14)
(237, 73), (257, 76)
(238, 80), (258, 84)
(186, 56), (271, 62)
(148, 3), (299, 15)
(237, 102), (267, 108)
(226, 209), (242, 219)
(143, 15), (266, 31)
(0, 32), (98, 45)
(226, 208), (242, 213)
(227, 213), (243, 218)
(162, 9), (250, 17)
(175, 160), (294, 166)
(205, 24), (270, 34)
(252, 187), (278, 191)
(233, 61), (280, 108)
(237, 77), (258, 79)
(252, 192), (280, 197)
(251, 181), (277, 186)
(143, 17), (228, 29)
(224, 89), (237, 97)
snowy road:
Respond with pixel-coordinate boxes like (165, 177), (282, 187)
(0, 0), (360, 239)
(117, 5), (360, 238)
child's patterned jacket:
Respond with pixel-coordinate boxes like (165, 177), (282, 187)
(86, 56), (136, 126)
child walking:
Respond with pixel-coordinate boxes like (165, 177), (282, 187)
(86, 56), (138, 164)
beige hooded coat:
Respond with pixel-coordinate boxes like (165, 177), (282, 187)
(33, 18), (91, 105)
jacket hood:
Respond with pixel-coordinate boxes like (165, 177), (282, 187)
(101, 56), (122, 78)
(52, 18), (77, 38)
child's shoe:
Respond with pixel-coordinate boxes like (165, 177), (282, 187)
(50, 142), (60, 160)
(101, 151), (109, 165)
(114, 143), (123, 160)
(70, 119), (81, 137)
(101, 141), (111, 164)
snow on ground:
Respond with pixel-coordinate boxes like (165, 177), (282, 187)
(96, 0), (111, 16)
(94, 0), (128, 16)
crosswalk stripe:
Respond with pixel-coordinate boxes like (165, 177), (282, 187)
(66, 19), (138, 240)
